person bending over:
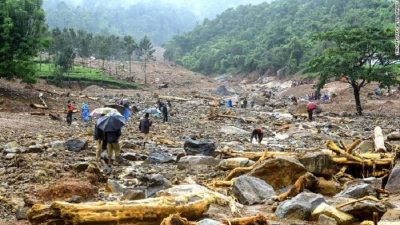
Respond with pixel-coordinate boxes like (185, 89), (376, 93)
(251, 128), (264, 144)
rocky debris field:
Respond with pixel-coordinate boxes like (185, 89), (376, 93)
(1, 74), (400, 225)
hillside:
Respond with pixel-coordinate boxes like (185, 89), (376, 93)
(163, 0), (395, 76)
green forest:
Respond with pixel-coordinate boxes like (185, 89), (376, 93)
(163, 0), (396, 76)
(42, 0), (269, 45)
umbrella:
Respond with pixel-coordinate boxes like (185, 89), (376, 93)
(144, 108), (161, 114)
(96, 112), (126, 132)
(89, 107), (120, 118)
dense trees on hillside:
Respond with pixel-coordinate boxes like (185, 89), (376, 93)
(0, 0), (48, 83)
(163, 0), (395, 76)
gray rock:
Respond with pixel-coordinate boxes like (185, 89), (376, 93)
(146, 174), (169, 197)
(106, 179), (125, 193)
(387, 132), (400, 141)
(298, 152), (333, 178)
(64, 138), (88, 152)
(121, 189), (146, 201)
(318, 214), (337, 225)
(275, 192), (326, 220)
(177, 155), (220, 170)
(183, 138), (216, 156)
(70, 195), (84, 203)
(27, 145), (43, 153)
(50, 140), (65, 150)
(148, 150), (174, 164)
(215, 85), (234, 96)
(341, 200), (387, 221)
(15, 207), (30, 220)
(334, 183), (376, 199)
(121, 152), (137, 161)
(385, 162), (400, 194)
(74, 163), (89, 173)
(363, 177), (382, 189)
(197, 218), (221, 225)
(232, 176), (275, 205)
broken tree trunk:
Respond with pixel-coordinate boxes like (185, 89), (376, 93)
(374, 126), (387, 153)
(225, 150), (270, 181)
(221, 214), (269, 225)
(27, 192), (214, 225)
(30, 112), (45, 116)
(273, 172), (315, 202)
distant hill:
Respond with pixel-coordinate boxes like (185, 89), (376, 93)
(162, 0), (395, 76)
(42, 0), (271, 45)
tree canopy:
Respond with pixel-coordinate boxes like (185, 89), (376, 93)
(163, 0), (395, 76)
(0, 0), (48, 83)
(307, 27), (399, 114)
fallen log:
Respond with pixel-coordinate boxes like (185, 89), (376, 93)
(225, 150), (269, 181)
(27, 192), (214, 225)
(221, 214), (269, 225)
(49, 113), (62, 121)
(31, 112), (45, 116)
(30, 103), (48, 109)
(215, 149), (296, 161)
(335, 196), (380, 209)
(374, 126), (387, 153)
(155, 94), (190, 101)
(193, 94), (221, 101)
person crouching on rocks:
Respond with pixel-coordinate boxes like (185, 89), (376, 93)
(250, 128), (264, 144)
(307, 101), (316, 121)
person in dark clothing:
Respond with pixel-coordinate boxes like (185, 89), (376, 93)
(162, 103), (168, 122)
(167, 100), (172, 107)
(94, 115), (107, 162)
(250, 128), (264, 144)
(250, 100), (255, 108)
(105, 129), (122, 166)
(243, 98), (248, 108)
(66, 100), (74, 125)
(156, 99), (163, 110)
(139, 113), (153, 148)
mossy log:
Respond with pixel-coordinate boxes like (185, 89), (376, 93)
(27, 192), (214, 225)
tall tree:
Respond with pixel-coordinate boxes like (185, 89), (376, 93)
(0, 0), (47, 83)
(123, 35), (137, 80)
(136, 36), (155, 85)
(307, 27), (398, 115)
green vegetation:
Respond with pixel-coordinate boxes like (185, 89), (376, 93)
(0, 0), (48, 83)
(36, 64), (137, 89)
(163, 0), (395, 76)
(42, 0), (270, 45)
(307, 27), (399, 114)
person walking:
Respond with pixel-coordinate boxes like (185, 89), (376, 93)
(66, 100), (74, 125)
(243, 98), (248, 108)
(307, 101), (317, 121)
(250, 128), (264, 144)
(94, 114), (106, 162)
(82, 102), (89, 122)
(250, 99), (255, 108)
(139, 113), (153, 149)
(105, 128), (122, 166)
(162, 103), (168, 122)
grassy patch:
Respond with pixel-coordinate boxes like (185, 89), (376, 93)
(36, 63), (137, 89)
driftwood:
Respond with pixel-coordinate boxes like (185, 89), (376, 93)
(221, 214), (269, 225)
(155, 94), (190, 101)
(273, 173), (315, 202)
(38, 93), (47, 108)
(276, 125), (292, 133)
(160, 214), (196, 225)
(335, 196), (380, 209)
(30, 111), (45, 116)
(34, 88), (64, 96)
(27, 192), (215, 225)
(374, 126), (387, 153)
(216, 149), (296, 161)
(30, 103), (48, 109)
(225, 150), (270, 181)
(326, 140), (393, 166)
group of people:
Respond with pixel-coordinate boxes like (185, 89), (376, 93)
(305, 91), (321, 101)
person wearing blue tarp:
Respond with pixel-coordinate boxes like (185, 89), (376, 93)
(81, 103), (89, 121)
(123, 105), (130, 120)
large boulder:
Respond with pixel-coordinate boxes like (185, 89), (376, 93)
(311, 203), (355, 225)
(385, 162), (400, 194)
(64, 138), (88, 152)
(215, 85), (235, 96)
(275, 192), (326, 221)
(232, 176), (275, 205)
(183, 138), (216, 156)
(177, 156), (220, 170)
(298, 152), (334, 178)
(247, 157), (307, 190)
(148, 150), (174, 164)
